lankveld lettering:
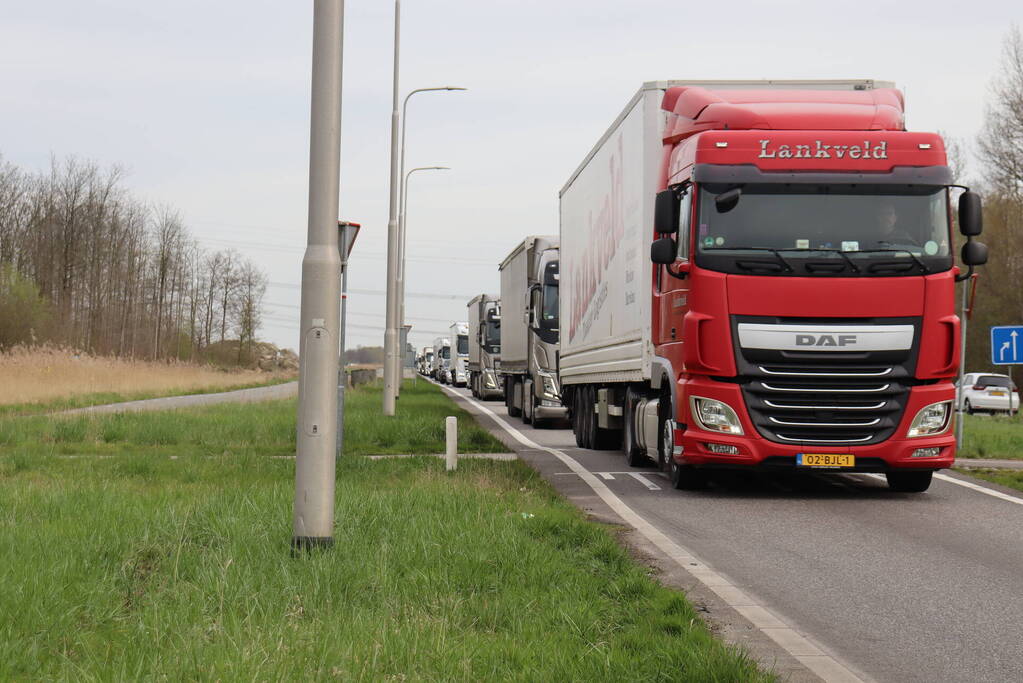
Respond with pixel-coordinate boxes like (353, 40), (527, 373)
(759, 139), (888, 160)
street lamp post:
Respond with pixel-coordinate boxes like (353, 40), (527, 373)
(383, 0), (402, 417)
(293, 0), (344, 552)
(397, 166), (450, 365)
(385, 85), (466, 406)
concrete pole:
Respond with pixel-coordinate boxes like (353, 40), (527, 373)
(955, 276), (970, 451)
(445, 416), (457, 471)
(382, 0), (401, 416)
(293, 0), (344, 551)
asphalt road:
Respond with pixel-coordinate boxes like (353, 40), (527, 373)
(58, 381), (298, 415)
(439, 381), (1023, 683)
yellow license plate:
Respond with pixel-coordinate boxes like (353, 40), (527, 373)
(796, 453), (855, 468)
(991, 391), (1007, 396)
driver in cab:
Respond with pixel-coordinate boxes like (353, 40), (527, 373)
(875, 201), (917, 247)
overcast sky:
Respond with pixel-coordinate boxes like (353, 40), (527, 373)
(0, 1), (1016, 351)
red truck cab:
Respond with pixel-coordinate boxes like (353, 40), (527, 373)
(650, 86), (987, 492)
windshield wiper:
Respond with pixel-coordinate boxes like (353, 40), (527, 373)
(704, 246), (794, 272)
(774, 247), (861, 273)
(847, 248), (929, 273)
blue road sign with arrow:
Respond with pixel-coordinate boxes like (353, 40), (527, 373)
(991, 326), (1023, 365)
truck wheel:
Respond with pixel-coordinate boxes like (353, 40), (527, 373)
(507, 379), (522, 417)
(523, 380), (534, 424)
(588, 386), (621, 451)
(886, 471), (933, 493)
(669, 457), (708, 490)
(623, 389), (648, 467)
(571, 390), (585, 447)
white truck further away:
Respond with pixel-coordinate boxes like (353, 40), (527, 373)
(419, 346), (433, 375)
(498, 236), (567, 427)
(431, 336), (450, 383)
(448, 322), (469, 387)
(467, 293), (502, 400)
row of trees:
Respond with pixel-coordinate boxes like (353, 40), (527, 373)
(0, 155), (268, 363)
(961, 27), (1023, 379)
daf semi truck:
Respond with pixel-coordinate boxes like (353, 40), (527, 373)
(467, 294), (503, 399)
(448, 322), (469, 387)
(431, 336), (450, 383)
(499, 236), (568, 426)
(558, 80), (987, 493)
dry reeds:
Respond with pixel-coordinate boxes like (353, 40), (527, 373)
(0, 346), (286, 406)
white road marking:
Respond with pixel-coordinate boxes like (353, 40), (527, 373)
(438, 383), (864, 683)
(627, 472), (661, 490)
(599, 472), (615, 480)
(935, 473), (1023, 505)
(864, 471), (1023, 506)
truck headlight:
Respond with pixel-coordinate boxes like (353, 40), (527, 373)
(538, 370), (559, 399)
(906, 401), (951, 438)
(690, 397), (744, 435)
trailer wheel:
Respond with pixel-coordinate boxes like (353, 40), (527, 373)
(623, 388), (648, 467)
(586, 385), (620, 450)
(571, 389), (585, 448)
(885, 471), (933, 493)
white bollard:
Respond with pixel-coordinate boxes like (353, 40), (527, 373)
(445, 416), (457, 471)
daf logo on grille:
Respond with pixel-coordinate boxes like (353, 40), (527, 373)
(796, 334), (858, 347)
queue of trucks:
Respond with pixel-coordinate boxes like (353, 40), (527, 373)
(413, 79), (987, 494)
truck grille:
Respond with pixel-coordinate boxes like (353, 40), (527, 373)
(733, 317), (919, 446)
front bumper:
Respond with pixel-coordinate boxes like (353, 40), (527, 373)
(677, 378), (956, 471)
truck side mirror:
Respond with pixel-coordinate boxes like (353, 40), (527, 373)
(654, 189), (679, 234)
(651, 237), (677, 264)
(958, 191), (983, 236)
(961, 240), (988, 266)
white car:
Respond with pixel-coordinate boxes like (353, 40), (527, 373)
(957, 373), (1020, 415)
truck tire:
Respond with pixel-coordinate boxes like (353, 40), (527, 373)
(623, 388), (649, 467)
(669, 456), (708, 490)
(885, 471), (933, 493)
(587, 385), (621, 451)
(507, 378), (522, 418)
(571, 389), (585, 447)
(522, 380), (534, 425)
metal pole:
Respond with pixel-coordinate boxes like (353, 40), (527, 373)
(398, 166), (450, 349)
(293, 0), (344, 552)
(395, 88), (466, 400)
(955, 276), (970, 451)
(382, 0), (401, 416)
(336, 223), (358, 460)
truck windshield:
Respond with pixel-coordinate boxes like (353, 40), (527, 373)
(484, 320), (501, 348)
(457, 335), (468, 355)
(695, 184), (952, 276)
(441, 347), (450, 359)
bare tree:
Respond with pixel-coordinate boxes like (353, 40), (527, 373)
(977, 25), (1023, 197)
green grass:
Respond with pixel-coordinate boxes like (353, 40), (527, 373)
(0, 380), (505, 458)
(0, 384), (768, 680)
(344, 379), (507, 455)
(0, 374), (296, 418)
(958, 413), (1023, 460)
(956, 467), (1023, 493)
